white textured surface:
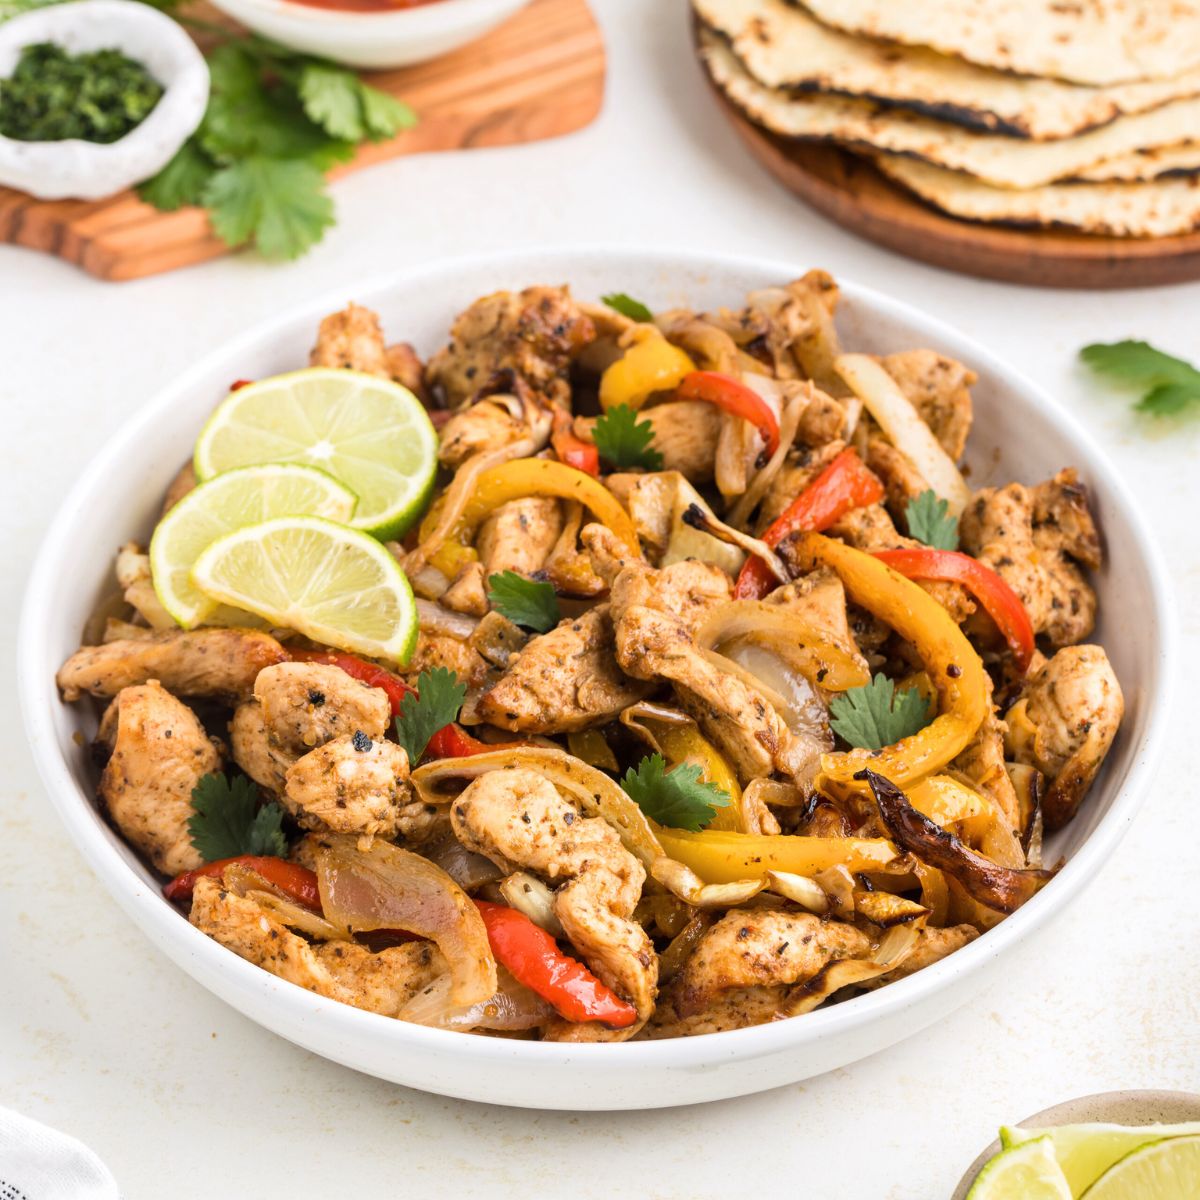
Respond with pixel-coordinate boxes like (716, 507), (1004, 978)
(0, 0), (1197, 1195)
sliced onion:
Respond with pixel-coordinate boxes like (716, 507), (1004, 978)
(715, 640), (833, 748)
(661, 476), (746, 576)
(399, 965), (552, 1031)
(416, 599), (480, 639)
(422, 834), (505, 892)
(657, 913), (713, 984)
(726, 385), (809, 529)
(651, 856), (765, 908)
(766, 870), (828, 914)
(221, 862), (349, 941)
(498, 871), (564, 937)
(314, 835), (496, 1006)
(853, 891), (929, 926)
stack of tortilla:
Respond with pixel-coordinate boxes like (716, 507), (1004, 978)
(694, 0), (1200, 237)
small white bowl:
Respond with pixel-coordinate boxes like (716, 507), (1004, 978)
(0, 0), (208, 201)
(18, 247), (1176, 1111)
(205, 0), (530, 70)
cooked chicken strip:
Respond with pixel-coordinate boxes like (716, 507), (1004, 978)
(762, 569), (866, 670)
(437, 400), (530, 470)
(58, 628), (288, 702)
(450, 768), (656, 1032)
(861, 924), (979, 989)
(1005, 645), (1123, 831)
(284, 732), (418, 841)
(642, 985), (787, 1039)
(401, 632), (490, 687)
(480, 606), (650, 733)
(640, 401), (723, 482)
(879, 349), (974, 461)
(190, 877), (442, 1015)
(229, 700), (290, 793)
(96, 682), (219, 875)
(605, 541), (733, 633)
(476, 496), (563, 577)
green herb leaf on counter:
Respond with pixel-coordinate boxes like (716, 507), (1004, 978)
(299, 62), (415, 143)
(592, 404), (663, 471)
(394, 667), (467, 764)
(601, 292), (654, 323)
(905, 489), (958, 550)
(620, 754), (730, 832)
(188, 772), (287, 862)
(1080, 340), (1200, 417)
(486, 571), (561, 633)
(828, 674), (932, 752)
(137, 139), (214, 210)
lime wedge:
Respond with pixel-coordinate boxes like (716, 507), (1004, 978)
(1003, 1123), (1200, 1195)
(1081, 1134), (1200, 1199)
(966, 1136), (1073, 1200)
(191, 515), (417, 665)
(193, 369), (437, 539)
(150, 463), (357, 628)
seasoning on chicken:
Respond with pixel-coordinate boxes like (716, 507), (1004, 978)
(309, 302), (429, 401)
(476, 496), (563, 578)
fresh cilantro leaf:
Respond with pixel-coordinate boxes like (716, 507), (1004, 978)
(203, 156), (334, 260)
(188, 772), (287, 862)
(905, 489), (958, 550)
(138, 140), (216, 210)
(828, 674), (932, 752)
(592, 404), (663, 470)
(620, 754), (730, 832)
(394, 667), (467, 763)
(359, 83), (416, 138)
(298, 63), (366, 141)
(1080, 340), (1200, 418)
(601, 292), (653, 323)
(486, 571), (560, 633)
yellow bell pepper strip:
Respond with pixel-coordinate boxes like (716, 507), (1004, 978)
(566, 729), (619, 772)
(792, 532), (989, 790)
(656, 827), (900, 885)
(599, 328), (696, 411)
(647, 719), (745, 833)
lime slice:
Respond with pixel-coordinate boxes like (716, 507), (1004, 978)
(1003, 1123), (1200, 1195)
(1081, 1135), (1200, 1199)
(966, 1136), (1072, 1200)
(193, 369), (437, 539)
(150, 464), (358, 628)
(191, 515), (417, 665)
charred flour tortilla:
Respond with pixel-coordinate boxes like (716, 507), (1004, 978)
(694, 0), (1200, 140)
(701, 31), (1200, 189)
(876, 153), (1200, 237)
(799, 0), (1200, 87)
(1074, 142), (1200, 182)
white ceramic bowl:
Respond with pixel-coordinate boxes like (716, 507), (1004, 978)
(204, 0), (529, 69)
(18, 247), (1175, 1111)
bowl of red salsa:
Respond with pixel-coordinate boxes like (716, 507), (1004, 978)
(206, 0), (530, 68)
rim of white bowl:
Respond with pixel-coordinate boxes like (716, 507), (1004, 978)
(211, 0), (526, 27)
(18, 245), (1178, 1073)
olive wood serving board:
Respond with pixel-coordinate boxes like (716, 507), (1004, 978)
(0, 0), (605, 281)
(711, 82), (1200, 290)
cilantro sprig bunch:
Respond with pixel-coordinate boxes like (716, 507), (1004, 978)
(1080, 340), (1200, 418)
(139, 35), (415, 260)
(620, 753), (731, 832)
(188, 772), (287, 861)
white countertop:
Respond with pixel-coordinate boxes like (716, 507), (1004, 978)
(2, 1), (1198, 1195)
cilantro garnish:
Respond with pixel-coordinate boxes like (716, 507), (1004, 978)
(188, 772), (287, 862)
(619, 754), (730, 832)
(828, 674), (932, 752)
(592, 404), (663, 471)
(905, 489), (959, 550)
(139, 37), (415, 261)
(394, 667), (467, 764)
(1080, 340), (1200, 417)
(600, 292), (654, 323)
(486, 571), (561, 633)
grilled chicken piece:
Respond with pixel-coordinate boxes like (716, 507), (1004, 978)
(754, 441), (847, 533)
(190, 877), (442, 1015)
(603, 538), (733, 632)
(861, 924), (979, 989)
(479, 606), (652, 734)
(866, 437), (931, 512)
(425, 286), (594, 408)
(640, 401), (722, 482)
(401, 632), (490, 688)
(476, 495), (563, 577)
(437, 400), (529, 469)
(58, 628), (288, 702)
(763, 569), (867, 670)
(960, 469), (1100, 647)
(1005, 645), (1123, 831)
(96, 682), (219, 875)
(440, 561), (490, 617)
(879, 349), (975, 460)
(642, 986), (787, 1038)
(229, 700), (290, 793)
(450, 768), (655, 1036)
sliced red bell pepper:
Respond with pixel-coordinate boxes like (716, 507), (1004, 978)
(676, 370), (780, 459)
(230, 379), (253, 391)
(288, 646), (416, 717)
(425, 722), (530, 760)
(473, 900), (638, 1027)
(164, 856), (321, 907)
(551, 409), (600, 477)
(734, 446), (884, 600)
(871, 548), (1036, 673)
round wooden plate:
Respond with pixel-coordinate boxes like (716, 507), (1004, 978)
(711, 84), (1200, 290)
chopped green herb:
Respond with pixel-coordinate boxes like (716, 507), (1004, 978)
(828, 674), (932, 752)
(905, 488), (959, 550)
(591, 404), (663, 471)
(394, 667), (467, 764)
(188, 772), (287, 862)
(619, 754), (730, 832)
(1080, 340), (1200, 418)
(601, 292), (654, 323)
(486, 571), (561, 633)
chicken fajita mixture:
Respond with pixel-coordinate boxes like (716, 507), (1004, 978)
(57, 273), (1125, 1040)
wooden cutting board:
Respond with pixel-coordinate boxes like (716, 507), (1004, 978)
(711, 82), (1200, 290)
(0, 0), (605, 281)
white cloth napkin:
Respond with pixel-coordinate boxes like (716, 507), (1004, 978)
(0, 1107), (119, 1200)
